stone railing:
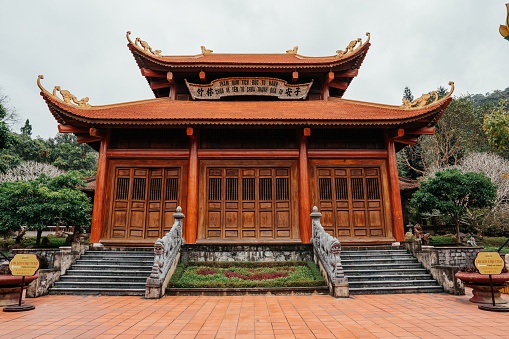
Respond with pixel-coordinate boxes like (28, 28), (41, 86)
(310, 206), (349, 297)
(145, 206), (185, 299)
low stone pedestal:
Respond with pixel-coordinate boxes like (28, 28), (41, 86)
(466, 284), (508, 304)
(0, 287), (25, 306)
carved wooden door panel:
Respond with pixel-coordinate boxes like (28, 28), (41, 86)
(204, 167), (293, 240)
(316, 167), (385, 239)
(109, 167), (181, 239)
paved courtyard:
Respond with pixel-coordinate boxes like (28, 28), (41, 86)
(1, 289), (508, 339)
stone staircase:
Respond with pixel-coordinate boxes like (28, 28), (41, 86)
(341, 247), (443, 295)
(49, 249), (153, 296)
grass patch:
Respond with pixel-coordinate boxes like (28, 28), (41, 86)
(0, 235), (71, 250)
(429, 235), (455, 246)
(169, 261), (325, 288)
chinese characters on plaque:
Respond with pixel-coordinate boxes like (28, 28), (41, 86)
(185, 77), (313, 100)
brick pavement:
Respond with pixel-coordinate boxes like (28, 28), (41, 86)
(1, 289), (508, 339)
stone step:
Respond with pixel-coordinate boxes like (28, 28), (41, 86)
(349, 279), (440, 288)
(342, 263), (423, 270)
(341, 249), (408, 255)
(340, 254), (414, 260)
(53, 281), (146, 289)
(59, 275), (147, 283)
(81, 253), (154, 259)
(343, 268), (428, 276)
(48, 287), (145, 296)
(76, 259), (154, 265)
(349, 285), (444, 295)
(341, 258), (418, 265)
(71, 264), (152, 270)
(346, 274), (433, 281)
(65, 269), (151, 276)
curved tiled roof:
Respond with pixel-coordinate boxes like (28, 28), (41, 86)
(39, 84), (452, 128)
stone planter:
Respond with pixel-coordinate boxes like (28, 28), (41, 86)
(0, 274), (39, 306)
(455, 272), (509, 304)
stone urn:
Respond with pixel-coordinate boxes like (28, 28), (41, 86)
(455, 271), (509, 304)
(0, 274), (39, 307)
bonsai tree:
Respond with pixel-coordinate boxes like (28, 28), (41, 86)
(410, 169), (497, 242)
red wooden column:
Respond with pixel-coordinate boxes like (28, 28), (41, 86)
(90, 129), (110, 244)
(186, 127), (199, 244)
(385, 131), (404, 242)
(299, 128), (312, 243)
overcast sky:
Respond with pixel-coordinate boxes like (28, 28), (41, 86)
(1, 1), (508, 138)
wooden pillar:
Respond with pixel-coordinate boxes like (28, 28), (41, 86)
(90, 130), (110, 244)
(299, 128), (312, 243)
(186, 127), (199, 244)
(385, 131), (404, 242)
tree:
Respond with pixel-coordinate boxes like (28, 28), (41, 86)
(0, 172), (92, 244)
(410, 169), (497, 241)
(20, 119), (32, 137)
(403, 86), (414, 102)
(45, 133), (98, 173)
(0, 161), (64, 183)
(483, 100), (509, 157)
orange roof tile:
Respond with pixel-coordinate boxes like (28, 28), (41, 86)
(40, 88), (452, 128)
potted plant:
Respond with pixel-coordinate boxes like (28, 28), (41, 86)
(455, 265), (509, 304)
(0, 260), (39, 307)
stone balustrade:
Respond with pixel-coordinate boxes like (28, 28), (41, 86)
(145, 206), (185, 299)
(310, 206), (349, 297)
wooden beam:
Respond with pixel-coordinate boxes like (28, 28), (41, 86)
(406, 127), (436, 135)
(90, 130), (110, 244)
(292, 71), (299, 83)
(140, 68), (167, 78)
(76, 135), (101, 144)
(149, 80), (171, 90)
(335, 69), (359, 78)
(328, 80), (349, 90)
(299, 129), (311, 244)
(58, 124), (88, 134)
(186, 127), (199, 244)
(389, 128), (405, 139)
(324, 71), (335, 84)
(394, 136), (418, 145)
(90, 128), (107, 139)
(386, 131), (404, 242)
(199, 71), (206, 83)
(166, 71), (175, 85)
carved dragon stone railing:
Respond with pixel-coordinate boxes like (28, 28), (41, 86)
(310, 206), (349, 297)
(145, 207), (184, 299)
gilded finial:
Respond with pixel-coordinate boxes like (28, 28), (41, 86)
(500, 4), (509, 40)
(134, 36), (162, 57)
(201, 46), (213, 54)
(52, 85), (91, 108)
(126, 31), (134, 44)
(37, 75), (45, 92)
(286, 46), (298, 54)
(336, 32), (369, 57)
(401, 81), (454, 109)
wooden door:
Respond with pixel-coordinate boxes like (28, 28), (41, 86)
(109, 167), (182, 239)
(316, 167), (385, 239)
(203, 166), (294, 241)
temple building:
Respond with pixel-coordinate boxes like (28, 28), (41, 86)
(39, 31), (453, 247)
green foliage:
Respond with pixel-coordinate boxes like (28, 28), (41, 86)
(169, 261), (325, 288)
(429, 235), (454, 246)
(403, 86), (414, 102)
(45, 134), (97, 172)
(483, 100), (509, 156)
(410, 169), (497, 239)
(20, 119), (32, 137)
(0, 172), (92, 243)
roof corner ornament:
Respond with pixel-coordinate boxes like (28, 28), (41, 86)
(401, 81), (454, 109)
(500, 4), (509, 41)
(336, 32), (370, 57)
(286, 46), (298, 54)
(127, 31), (162, 57)
(52, 85), (91, 109)
(201, 46), (213, 55)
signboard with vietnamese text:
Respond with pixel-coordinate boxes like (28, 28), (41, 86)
(9, 254), (40, 276)
(474, 252), (505, 275)
(185, 77), (313, 100)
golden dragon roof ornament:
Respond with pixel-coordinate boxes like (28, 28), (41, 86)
(37, 75), (91, 109)
(126, 31), (162, 57)
(336, 32), (370, 57)
(401, 81), (455, 109)
(500, 4), (509, 41)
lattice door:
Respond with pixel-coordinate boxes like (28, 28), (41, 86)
(110, 167), (181, 239)
(205, 167), (292, 240)
(316, 167), (385, 238)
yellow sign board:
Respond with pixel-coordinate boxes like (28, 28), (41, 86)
(9, 254), (40, 276)
(474, 252), (505, 275)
